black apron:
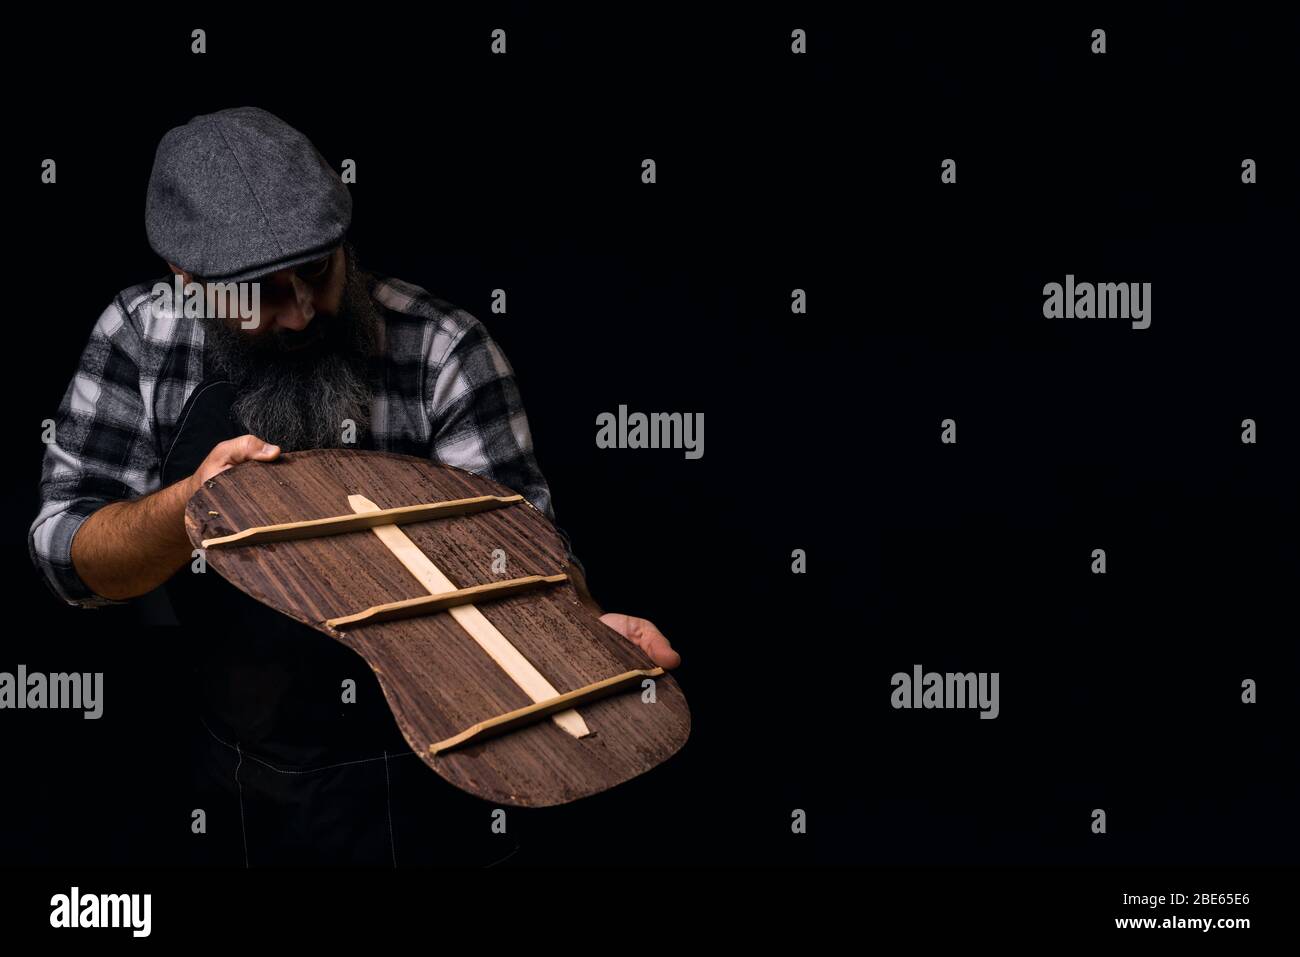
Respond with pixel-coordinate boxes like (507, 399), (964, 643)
(165, 377), (514, 867)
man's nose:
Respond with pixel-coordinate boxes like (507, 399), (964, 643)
(271, 301), (314, 332)
(268, 275), (319, 332)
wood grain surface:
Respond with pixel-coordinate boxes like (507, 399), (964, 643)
(184, 449), (690, 807)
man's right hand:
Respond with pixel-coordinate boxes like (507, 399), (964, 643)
(192, 435), (282, 490)
(73, 434), (280, 602)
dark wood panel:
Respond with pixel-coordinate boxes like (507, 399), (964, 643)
(184, 449), (690, 806)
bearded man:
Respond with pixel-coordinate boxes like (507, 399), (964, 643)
(29, 107), (678, 866)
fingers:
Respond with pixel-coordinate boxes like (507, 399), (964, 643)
(197, 435), (280, 484)
(227, 434), (280, 462)
(600, 613), (682, 669)
(638, 619), (682, 669)
(213, 434), (280, 467)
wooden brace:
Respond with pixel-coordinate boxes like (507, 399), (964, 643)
(349, 494), (593, 740)
(429, 668), (666, 756)
(325, 574), (568, 630)
(201, 494), (525, 548)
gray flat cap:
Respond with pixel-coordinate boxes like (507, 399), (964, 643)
(145, 107), (351, 282)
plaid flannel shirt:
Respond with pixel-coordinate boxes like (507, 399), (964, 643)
(30, 274), (576, 608)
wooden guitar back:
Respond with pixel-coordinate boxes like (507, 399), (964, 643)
(184, 449), (690, 807)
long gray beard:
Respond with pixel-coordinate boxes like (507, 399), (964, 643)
(203, 248), (380, 451)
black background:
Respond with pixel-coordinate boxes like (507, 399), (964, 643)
(3, 2), (1296, 884)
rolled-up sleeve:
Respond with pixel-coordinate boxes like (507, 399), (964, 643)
(426, 318), (585, 576)
(30, 300), (158, 607)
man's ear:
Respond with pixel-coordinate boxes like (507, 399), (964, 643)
(166, 262), (193, 283)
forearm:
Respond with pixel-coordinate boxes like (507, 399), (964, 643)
(71, 475), (200, 600)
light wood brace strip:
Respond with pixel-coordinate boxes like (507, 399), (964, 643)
(325, 574), (568, 630)
(429, 668), (665, 756)
(201, 494), (525, 548)
(348, 495), (591, 740)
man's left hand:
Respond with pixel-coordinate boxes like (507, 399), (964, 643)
(600, 613), (681, 669)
